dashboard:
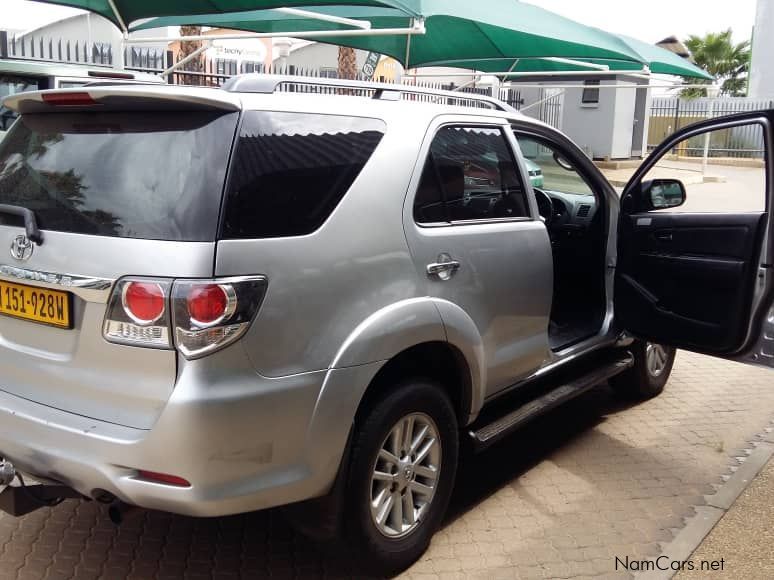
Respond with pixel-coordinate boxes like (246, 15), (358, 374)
(533, 188), (598, 231)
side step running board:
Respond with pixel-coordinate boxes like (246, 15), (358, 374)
(469, 351), (634, 451)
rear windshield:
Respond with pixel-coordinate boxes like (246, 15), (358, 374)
(0, 111), (238, 241)
(222, 111), (386, 239)
(1, 75), (41, 132)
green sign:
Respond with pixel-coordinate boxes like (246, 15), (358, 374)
(362, 52), (380, 79)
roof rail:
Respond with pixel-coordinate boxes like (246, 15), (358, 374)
(221, 74), (517, 113)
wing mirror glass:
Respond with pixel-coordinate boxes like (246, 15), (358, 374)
(553, 151), (574, 171)
(642, 179), (687, 210)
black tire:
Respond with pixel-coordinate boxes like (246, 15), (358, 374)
(610, 341), (676, 400)
(342, 380), (459, 577)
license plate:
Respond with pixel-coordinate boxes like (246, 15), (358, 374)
(0, 280), (72, 329)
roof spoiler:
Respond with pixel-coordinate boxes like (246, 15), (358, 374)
(2, 86), (242, 114)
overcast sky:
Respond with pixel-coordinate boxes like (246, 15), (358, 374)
(3, 0), (759, 44)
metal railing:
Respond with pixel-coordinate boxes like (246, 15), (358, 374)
(0, 29), (168, 71)
(649, 97), (774, 159)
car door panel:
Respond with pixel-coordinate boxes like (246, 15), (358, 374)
(618, 212), (765, 352)
(616, 111), (774, 368)
(404, 118), (553, 397)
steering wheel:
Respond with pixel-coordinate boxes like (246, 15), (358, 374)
(533, 187), (553, 226)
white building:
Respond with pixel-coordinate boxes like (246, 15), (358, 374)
(749, 0), (774, 98)
(10, 13), (170, 68)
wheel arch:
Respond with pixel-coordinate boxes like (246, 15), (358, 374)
(355, 341), (474, 427)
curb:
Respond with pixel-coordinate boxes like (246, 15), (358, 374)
(635, 437), (774, 580)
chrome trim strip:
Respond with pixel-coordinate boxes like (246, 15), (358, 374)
(0, 264), (114, 303)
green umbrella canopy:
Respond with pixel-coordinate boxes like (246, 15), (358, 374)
(130, 1), (647, 69)
(28, 0), (423, 29)
(438, 35), (712, 79)
(618, 34), (711, 79)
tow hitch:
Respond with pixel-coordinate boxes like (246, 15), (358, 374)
(0, 459), (83, 517)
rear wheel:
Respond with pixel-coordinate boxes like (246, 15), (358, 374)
(610, 341), (676, 399)
(343, 380), (458, 576)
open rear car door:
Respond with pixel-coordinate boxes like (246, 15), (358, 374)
(616, 110), (774, 369)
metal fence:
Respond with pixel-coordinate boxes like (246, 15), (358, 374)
(649, 97), (774, 159)
(516, 88), (563, 130)
(0, 30), (167, 71)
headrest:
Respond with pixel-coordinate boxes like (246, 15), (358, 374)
(437, 163), (465, 198)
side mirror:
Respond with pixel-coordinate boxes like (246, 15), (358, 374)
(553, 151), (574, 171)
(641, 179), (686, 210)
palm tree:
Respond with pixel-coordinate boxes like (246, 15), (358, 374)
(681, 29), (751, 97)
(179, 26), (204, 85)
(338, 46), (358, 80)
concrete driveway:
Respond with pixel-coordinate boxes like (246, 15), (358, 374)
(0, 351), (772, 579)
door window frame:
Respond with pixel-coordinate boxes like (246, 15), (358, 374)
(621, 114), (772, 215)
(510, 127), (607, 202)
(509, 120), (615, 204)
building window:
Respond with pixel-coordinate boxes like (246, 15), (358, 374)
(319, 68), (339, 79)
(241, 61), (263, 74)
(216, 59), (237, 75)
(581, 80), (601, 105)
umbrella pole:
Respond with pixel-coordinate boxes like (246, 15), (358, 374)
(404, 27), (412, 74)
(126, 24), (426, 44)
(106, 0), (128, 69)
(402, 19), (424, 78)
(161, 41), (212, 79)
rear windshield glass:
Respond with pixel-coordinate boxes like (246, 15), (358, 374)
(222, 111), (386, 239)
(0, 111), (238, 241)
(1, 75), (40, 132)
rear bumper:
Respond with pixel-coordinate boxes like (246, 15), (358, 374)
(0, 352), (383, 517)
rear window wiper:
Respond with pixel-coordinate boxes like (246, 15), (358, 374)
(0, 204), (43, 245)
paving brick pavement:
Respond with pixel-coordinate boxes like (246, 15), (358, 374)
(0, 351), (772, 579)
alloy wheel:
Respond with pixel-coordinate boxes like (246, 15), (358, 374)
(369, 412), (442, 538)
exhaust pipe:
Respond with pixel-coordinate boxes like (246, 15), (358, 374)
(108, 500), (138, 525)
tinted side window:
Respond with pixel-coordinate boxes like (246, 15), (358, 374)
(222, 111), (386, 239)
(414, 126), (529, 224)
(413, 155), (447, 223)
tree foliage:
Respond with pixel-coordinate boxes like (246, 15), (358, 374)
(179, 25), (204, 84)
(337, 47), (358, 80)
(681, 29), (751, 97)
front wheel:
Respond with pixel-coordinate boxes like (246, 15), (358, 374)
(610, 341), (676, 400)
(342, 380), (459, 576)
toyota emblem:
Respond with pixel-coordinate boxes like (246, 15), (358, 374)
(10, 235), (34, 262)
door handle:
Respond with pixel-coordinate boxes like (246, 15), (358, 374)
(655, 231), (673, 242)
(427, 253), (461, 280)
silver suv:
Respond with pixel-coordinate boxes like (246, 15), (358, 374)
(0, 76), (772, 574)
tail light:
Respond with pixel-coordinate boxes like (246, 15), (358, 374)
(171, 277), (266, 359)
(103, 276), (267, 359)
(103, 278), (172, 349)
(123, 281), (166, 325)
(41, 91), (97, 106)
